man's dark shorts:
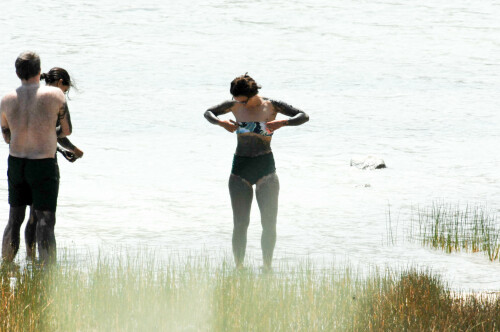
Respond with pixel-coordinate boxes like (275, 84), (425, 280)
(7, 155), (60, 212)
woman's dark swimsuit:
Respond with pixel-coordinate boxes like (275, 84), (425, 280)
(204, 98), (309, 185)
(231, 121), (276, 184)
(231, 152), (276, 185)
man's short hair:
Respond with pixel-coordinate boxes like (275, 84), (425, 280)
(15, 51), (41, 80)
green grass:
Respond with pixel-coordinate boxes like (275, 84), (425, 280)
(409, 203), (500, 261)
(2, 251), (499, 331)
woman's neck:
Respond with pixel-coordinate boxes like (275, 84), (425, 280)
(246, 95), (262, 108)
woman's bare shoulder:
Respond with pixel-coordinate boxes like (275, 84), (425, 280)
(38, 86), (65, 102)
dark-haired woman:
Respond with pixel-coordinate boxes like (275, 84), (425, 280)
(41, 67), (84, 162)
(25, 67), (83, 258)
(204, 74), (309, 270)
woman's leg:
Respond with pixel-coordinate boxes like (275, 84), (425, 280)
(25, 205), (37, 259)
(35, 210), (57, 264)
(255, 172), (280, 270)
(228, 174), (253, 268)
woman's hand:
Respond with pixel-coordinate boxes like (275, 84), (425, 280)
(73, 147), (84, 159)
(58, 148), (77, 162)
(266, 119), (287, 132)
(219, 120), (239, 133)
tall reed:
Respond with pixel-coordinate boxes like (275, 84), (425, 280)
(409, 203), (500, 261)
(1, 251), (499, 331)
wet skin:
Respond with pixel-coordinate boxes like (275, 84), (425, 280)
(24, 82), (83, 260)
(205, 96), (308, 269)
(5, 206), (57, 263)
(1, 77), (71, 264)
(25, 138), (82, 260)
(24, 207), (36, 258)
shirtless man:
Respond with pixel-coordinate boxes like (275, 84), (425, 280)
(1, 51), (72, 264)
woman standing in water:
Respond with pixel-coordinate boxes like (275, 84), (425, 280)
(41, 67), (84, 162)
(25, 67), (84, 258)
(204, 74), (309, 270)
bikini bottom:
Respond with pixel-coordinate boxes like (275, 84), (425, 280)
(231, 152), (276, 185)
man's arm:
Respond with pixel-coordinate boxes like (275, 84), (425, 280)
(1, 102), (10, 144)
(56, 101), (72, 138)
(270, 100), (309, 126)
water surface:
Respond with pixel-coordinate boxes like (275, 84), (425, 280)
(1, 0), (499, 291)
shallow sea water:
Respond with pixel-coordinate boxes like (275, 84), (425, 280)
(0, 0), (499, 291)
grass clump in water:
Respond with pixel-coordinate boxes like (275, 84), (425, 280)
(410, 203), (500, 261)
(1, 251), (499, 331)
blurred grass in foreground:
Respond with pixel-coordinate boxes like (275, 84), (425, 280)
(409, 203), (500, 261)
(1, 251), (499, 331)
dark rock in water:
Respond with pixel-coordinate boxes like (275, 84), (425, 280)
(350, 156), (387, 170)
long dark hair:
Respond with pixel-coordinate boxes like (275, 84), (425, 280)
(40, 67), (76, 91)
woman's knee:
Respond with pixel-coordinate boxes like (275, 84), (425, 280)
(262, 222), (276, 234)
(233, 220), (250, 232)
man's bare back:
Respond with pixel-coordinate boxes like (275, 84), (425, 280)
(1, 51), (72, 264)
(1, 82), (71, 159)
